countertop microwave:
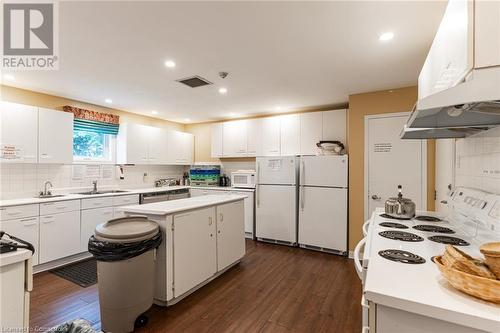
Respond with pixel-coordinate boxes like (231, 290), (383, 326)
(231, 170), (256, 189)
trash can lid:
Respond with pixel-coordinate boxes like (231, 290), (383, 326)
(95, 216), (159, 243)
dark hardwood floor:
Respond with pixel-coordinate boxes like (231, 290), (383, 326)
(30, 240), (362, 332)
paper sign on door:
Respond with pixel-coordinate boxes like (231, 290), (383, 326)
(268, 159), (282, 170)
(0, 144), (21, 160)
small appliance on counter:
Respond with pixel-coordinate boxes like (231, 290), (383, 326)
(219, 174), (230, 187)
(231, 170), (256, 189)
(189, 165), (220, 186)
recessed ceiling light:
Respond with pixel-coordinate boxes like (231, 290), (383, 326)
(164, 60), (176, 68)
(228, 112), (239, 117)
(105, 98), (113, 104)
(379, 32), (394, 42)
(184, 118), (191, 122)
(151, 110), (158, 115)
(3, 74), (15, 81)
(219, 87), (228, 94)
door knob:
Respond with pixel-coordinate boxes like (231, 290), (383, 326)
(371, 195), (381, 200)
(440, 200), (448, 204)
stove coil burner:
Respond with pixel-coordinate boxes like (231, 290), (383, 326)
(415, 215), (442, 222)
(378, 231), (424, 242)
(378, 249), (426, 264)
(413, 225), (455, 234)
(428, 235), (469, 246)
(379, 222), (408, 229)
(379, 213), (412, 221)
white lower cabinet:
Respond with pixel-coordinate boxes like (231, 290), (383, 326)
(39, 211), (80, 263)
(173, 207), (217, 297)
(216, 201), (245, 271)
(80, 207), (114, 252)
(0, 216), (40, 265)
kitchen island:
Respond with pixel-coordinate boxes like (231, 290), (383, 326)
(121, 194), (247, 306)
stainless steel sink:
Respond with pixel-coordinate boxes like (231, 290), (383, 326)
(77, 190), (129, 195)
(36, 194), (66, 199)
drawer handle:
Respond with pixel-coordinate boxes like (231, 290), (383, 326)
(93, 202), (102, 206)
(42, 218), (54, 224)
(7, 211), (22, 215)
(56, 206), (67, 210)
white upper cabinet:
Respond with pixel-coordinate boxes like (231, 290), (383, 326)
(38, 108), (74, 164)
(147, 126), (168, 164)
(322, 109), (346, 144)
(223, 120), (247, 157)
(418, 0), (473, 99)
(0, 102), (38, 163)
(117, 123), (149, 164)
(300, 112), (323, 155)
(167, 130), (194, 165)
(210, 123), (223, 158)
(475, 0), (500, 68)
(246, 118), (262, 157)
(261, 116), (281, 156)
(279, 114), (300, 156)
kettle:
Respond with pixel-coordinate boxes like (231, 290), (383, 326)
(385, 185), (416, 219)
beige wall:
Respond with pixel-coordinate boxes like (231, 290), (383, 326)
(347, 86), (435, 251)
(1, 85), (185, 131)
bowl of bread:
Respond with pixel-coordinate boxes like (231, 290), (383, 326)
(434, 243), (500, 303)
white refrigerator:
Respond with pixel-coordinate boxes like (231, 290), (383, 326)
(255, 156), (298, 245)
(298, 155), (348, 254)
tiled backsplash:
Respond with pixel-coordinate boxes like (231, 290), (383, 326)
(0, 164), (184, 199)
(455, 126), (500, 194)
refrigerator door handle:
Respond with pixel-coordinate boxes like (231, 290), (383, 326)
(301, 186), (305, 211)
(300, 160), (305, 186)
(256, 161), (260, 207)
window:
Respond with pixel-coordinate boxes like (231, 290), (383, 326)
(73, 130), (113, 162)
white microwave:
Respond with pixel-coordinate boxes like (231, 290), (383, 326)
(231, 170), (256, 189)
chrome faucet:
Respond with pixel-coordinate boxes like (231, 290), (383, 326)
(40, 181), (53, 197)
(91, 180), (98, 194)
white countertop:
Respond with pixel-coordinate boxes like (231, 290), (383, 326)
(0, 186), (190, 207)
(0, 249), (32, 267)
(122, 194), (247, 216)
(190, 186), (255, 192)
(364, 210), (500, 332)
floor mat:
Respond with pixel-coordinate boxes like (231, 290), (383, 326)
(50, 259), (97, 287)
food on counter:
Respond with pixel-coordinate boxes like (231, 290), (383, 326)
(443, 245), (496, 279)
(480, 242), (500, 280)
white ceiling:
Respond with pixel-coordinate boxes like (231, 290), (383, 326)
(3, 1), (447, 123)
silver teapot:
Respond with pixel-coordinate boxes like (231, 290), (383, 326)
(385, 185), (416, 219)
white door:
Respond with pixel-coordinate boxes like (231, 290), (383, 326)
(366, 114), (426, 220)
(435, 139), (455, 214)
(299, 187), (347, 252)
(257, 156), (297, 185)
(279, 114), (300, 156)
(147, 126), (167, 164)
(246, 118), (262, 156)
(38, 108), (74, 164)
(211, 123), (223, 158)
(216, 201), (245, 271)
(261, 117), (281, 156)
(0, 217), (39, 265)
(39, 211), (81, 263)
(118, 123), (148, 164)
(322, 109), (347, 144)
(0, 102), (38, 163)
(234, 191), (254, 237)
(223, 120), (247, 157)
(256, 185), (296, 243)
(300, 155), (348, 187)
(80, 207), (114, 251)
(300, 112), (323, 155)
(173, 207), (217, 297)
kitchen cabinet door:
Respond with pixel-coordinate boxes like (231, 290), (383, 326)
(39, 211), (80, 263)
(38, 108), (74, 164)
(0, 102), (38, 164)
(246, 119), (262, 157)
(173, 207), (217, 297)
(182, 132), (194, 164)
(300, 111), (323, 155)
(211, 123), (223, 158)
(280, 114), (300, 156)
(261, 117), (281, 156)
(0, 217), (40, 265)
(322, 109), (346, 145)
(167, 131), (193, 165)
(117, 123), (149, 164)
(147, 126), (168, 164)
(216, 201), (245, 271)
(223, 120), (247, 157)
(80, 207), (114, 252)
(475, 0), (500, 68)
(418, 0), (473, 99)
(233, 191), (254, 238)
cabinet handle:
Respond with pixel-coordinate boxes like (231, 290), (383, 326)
(208, 217), (213, 225)
(21, 218), (37, 226)
(219, 213), (224, 222)
(7, 211), (22, 216)
(42, 218), (54, 224)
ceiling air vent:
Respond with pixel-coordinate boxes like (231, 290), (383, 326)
(176, 76), (212, 88)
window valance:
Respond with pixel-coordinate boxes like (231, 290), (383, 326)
(63, 105), (119, 135)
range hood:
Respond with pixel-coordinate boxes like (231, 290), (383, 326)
(402, 67), (500, 139)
